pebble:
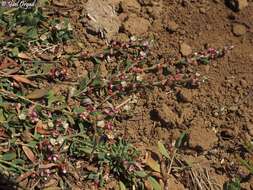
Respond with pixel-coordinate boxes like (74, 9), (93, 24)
(180, 43), (192, 56)
(120, 0), (141, 14)
(123, 16), (151, 35)
(232, 23), (247, 36)
(166, 20), (179, 33)
(199, 7), (206, 14)
(177, 88), (194, 103)
(226, 0), (248, 11)
(246, 122), (253, 136)
(236, 0), (248, 10)
(240, 79), (248, 88)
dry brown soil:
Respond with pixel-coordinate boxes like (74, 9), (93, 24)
(51, 0), (253, 189)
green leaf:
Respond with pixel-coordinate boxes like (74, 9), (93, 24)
(2, 152), (17, 161)
(148, 177), (162, 190)
(26, 88), (50, 99)
(73, 106), (85, 114)
(239, 159), (253, 174)
(27, 141), (38, 148)
(79, 147), (93, 154)
(119, 181), (126, 190)
(16, 26), (29, 35)
(224, 179), (241, 190)
(66, 114), (75, 125)
(78, 76), (88, 92)
(0, 109), (6, 123)
(175, 132), (188, 148)
(92, 78), (102, 87)
(91, 57), (101, 65)
(11, 47), (19, 57)
(157, 141), (170, 159)
(27, 27), (38, 39)
(135, 170), (148, 178)
(12, 159), (25, 165)
(47, 90), (65, 107)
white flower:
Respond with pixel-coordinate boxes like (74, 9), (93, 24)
(50, 138), (56, 146)
(48, 120), (54, 128)
(40, 34), (48, 41)
(140, 51), (146, 57)
(97, 120), (105, 128)
(130, 36), (137, 41)
(121, 81), (127, 87)
(57, 136), (65, 145)
(18, 113), (26, 120)
(63, 121), (69, 129)
(55, 23), (63, 30)
(67, 23), (73, 31)
(136, 75), (143, 81)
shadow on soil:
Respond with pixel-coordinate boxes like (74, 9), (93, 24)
(0, 172), (18, 190)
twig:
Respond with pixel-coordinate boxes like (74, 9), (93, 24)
(167, 149), (177, 175)
(115, 97), (132, 110)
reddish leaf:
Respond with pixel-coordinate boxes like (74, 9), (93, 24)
(11, 75), (34, 86)
(0, 128), (7, 138)
(22, 146), (36, 163)
(0, 57), (18, 70)
(35, 120), (50, 135)
(39, 163), (58, 169)
(17, 52), (32, 60)
(6, 67), (20, 75)
(17, 171), (34, 182)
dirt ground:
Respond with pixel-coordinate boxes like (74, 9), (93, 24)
(1, 0), (253, 189)
(49, 0), (253, 189)
(74, 0), (253, 189)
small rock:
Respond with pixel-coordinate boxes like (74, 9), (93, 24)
(152, 20), (163, 31)
(146, 5), (163, 19)
(166, 20), (179, 33)
(239, 79), (248, 88)
(180, 43), (192, 56)
(250, 177), (253, 190)
(199, 7), (206, 14)
(157, 104), (180, 127)
(123, 16), (150, 36)
(246, 122), (253, 136)
(226, 0), (248, 11)
(120, 0), (141, 14)
(64, 45), (80, 54)
(232, 23), (247, 36)
(85, 0), (121, 39)
(177, 88), (194, 103)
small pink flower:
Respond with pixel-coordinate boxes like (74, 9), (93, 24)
(105, 122), (114, 130)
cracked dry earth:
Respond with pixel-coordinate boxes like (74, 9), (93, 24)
(43, 0), (253, 189)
